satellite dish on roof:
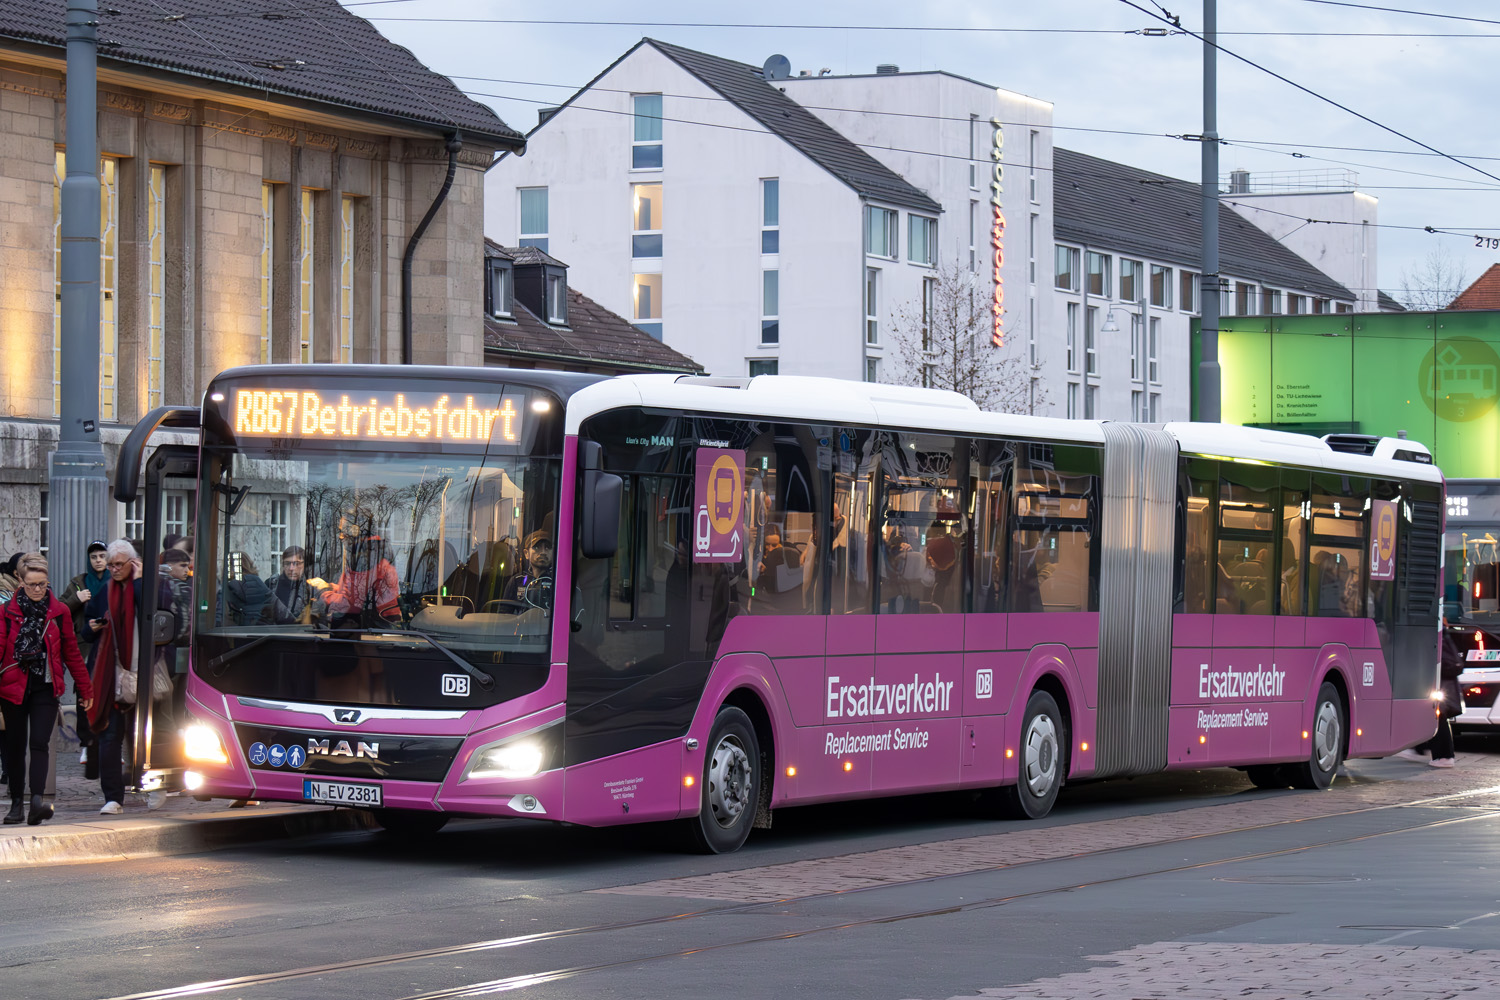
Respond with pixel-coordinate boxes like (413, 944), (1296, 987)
(763, 54), (792, 81)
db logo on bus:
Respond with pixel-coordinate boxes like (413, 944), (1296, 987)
(442, 674), (470, 697)
(975, 669), (994, 700)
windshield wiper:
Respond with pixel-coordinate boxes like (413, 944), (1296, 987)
(318, 626), (495, 691)
(205, 636), (273, 676)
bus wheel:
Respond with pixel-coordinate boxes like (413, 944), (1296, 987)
(371, 809), (450, 837)
(684, 706), (760, 854)
(998, 689), (1066, 820)
(1245, 765), (1289, 790)
(1289, 682), (1345, 790)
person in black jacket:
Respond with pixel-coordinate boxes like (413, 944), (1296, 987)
(1397, 622), (1464, 768)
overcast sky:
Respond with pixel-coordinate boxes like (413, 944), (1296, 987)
(353, 0), (1500, 303)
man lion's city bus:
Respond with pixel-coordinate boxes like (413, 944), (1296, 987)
(120, 366), (1444, 853)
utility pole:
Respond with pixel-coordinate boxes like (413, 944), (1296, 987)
(1197, 0), (1222, 422)
(52, 0), (110, 590)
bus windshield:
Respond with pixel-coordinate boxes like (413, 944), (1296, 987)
(199, 444), (561, 658)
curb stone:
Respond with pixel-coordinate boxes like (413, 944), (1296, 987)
(0, 805), (377, 868)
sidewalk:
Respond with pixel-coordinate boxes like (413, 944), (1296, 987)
(0, 722), (372, 868)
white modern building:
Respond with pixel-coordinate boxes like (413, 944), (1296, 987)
(1051, 150), (1358, 422)
(486, 39), (1049, 390)
(487, 39), (1375, 421)
(1220, 167), (1380, 313)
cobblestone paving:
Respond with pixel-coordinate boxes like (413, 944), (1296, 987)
(595, 753), (1500, 901)
(903, 941), (1500, 999)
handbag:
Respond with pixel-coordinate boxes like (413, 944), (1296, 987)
(1440, 676), (1465, 720)
(116, 657), (172, 705)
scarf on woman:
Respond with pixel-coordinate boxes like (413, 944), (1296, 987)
(87, 577), (134, 732)
(12, 591), (49, 677)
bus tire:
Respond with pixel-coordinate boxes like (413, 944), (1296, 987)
(1245, 765), (1289, 790)
(997, 689), (1066, 820)
(1289, 682), (1345, 790)
(684, 706), (760, 854)
(371, 809), (450, 837)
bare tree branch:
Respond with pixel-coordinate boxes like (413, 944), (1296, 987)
(1399, 245), (1470, 311)
(884, 259), (1047, 414)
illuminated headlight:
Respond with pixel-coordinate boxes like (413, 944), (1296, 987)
(183, 770), (205, 791)
(1432, 689), (1446, 701)
(183, 723), (230, 765)
(467, 741), (544, 780)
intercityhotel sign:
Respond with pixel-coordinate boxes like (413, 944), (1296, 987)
(989, 117), (1006, 348)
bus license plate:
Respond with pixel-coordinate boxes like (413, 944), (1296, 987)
(303, 779), (382, 807)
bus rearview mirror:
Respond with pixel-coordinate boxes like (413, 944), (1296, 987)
(581, 469), (622, 560)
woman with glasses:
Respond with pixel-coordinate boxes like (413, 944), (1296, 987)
(0, 553), (95, 825)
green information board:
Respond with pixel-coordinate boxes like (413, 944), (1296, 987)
(1192, 310), (1500, 478)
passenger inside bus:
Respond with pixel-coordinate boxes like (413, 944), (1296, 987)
(321, 525), (400, 628)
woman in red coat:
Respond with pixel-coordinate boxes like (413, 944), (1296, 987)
(0, 554), (95, 825)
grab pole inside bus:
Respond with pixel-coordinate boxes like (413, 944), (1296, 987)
(114, 406), (199, 793)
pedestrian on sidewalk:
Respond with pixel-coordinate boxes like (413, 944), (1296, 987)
(86, 539), (174, 814)
(61, 541), (111, 652)
(1397, 621), (1464, 768)
(0, 552), (24, 602)
(1, 553), (95, 825)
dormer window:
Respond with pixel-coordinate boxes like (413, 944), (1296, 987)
(487, 257), (514, 319)
(546, 273), (567, 325)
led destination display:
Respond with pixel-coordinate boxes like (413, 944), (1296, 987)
(230, 388), (527, 444)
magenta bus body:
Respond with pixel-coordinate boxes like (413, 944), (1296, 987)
(169, 369), (1444, 850)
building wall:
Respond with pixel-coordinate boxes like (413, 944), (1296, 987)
(780, 72), (1054, 408)
(1225, 190), (1379, 313)
(0, 56), (496, 546)
(488, 46), (878, 382)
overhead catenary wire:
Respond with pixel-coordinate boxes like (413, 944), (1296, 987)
(1116, 0), (1500, 188)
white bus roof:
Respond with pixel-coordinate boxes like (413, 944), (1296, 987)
(565, 374), (1442, 483)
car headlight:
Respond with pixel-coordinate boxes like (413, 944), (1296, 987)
(183, 723), (230, 765)
(467, 741), (544, 780)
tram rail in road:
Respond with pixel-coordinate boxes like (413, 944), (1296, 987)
(99, 776), (1500, 1000)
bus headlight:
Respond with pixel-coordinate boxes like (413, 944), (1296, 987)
(183, 724), (230, 765)
(468, 741), (544, 780)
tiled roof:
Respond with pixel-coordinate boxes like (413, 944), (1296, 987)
(0, 0), (521, 146)
(640, 40), (940, 214)
(1449, 264), (1500, 311)
(1054, 148), (1353, 301)
(484, 244), (702, 374)
(1377, 290), (1408, 312)
(504, 245), (567, 268)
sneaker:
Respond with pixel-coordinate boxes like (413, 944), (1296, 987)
(79, 749), (88, 765)
(1395, 749), (1428, 762)
(146, 791), (166, 811)
(99, 801), (123, 815)
(1429, 758), (1456, 768)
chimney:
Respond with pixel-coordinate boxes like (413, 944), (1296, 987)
(1229, 168), (1250, 194)
(875, 63), (899, 75)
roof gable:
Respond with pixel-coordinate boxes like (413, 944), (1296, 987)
(1053, 148), (1352, 301)
(0, 0), (520, 145)
(643, 39), (939, 214)
(1449, 264), (1500, 311)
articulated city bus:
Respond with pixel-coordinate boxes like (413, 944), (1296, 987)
(120, 366), (1443, 853)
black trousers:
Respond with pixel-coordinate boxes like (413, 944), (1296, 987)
(2, 673), (59, 800)
(1419, 716), (1456, 759)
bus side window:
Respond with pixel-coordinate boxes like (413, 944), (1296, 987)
(1279, 469), (1309, 615)
(831, 429), (876, 614)
(874, 431), (961, 614)
(1309, 473), (1368, 617)
(745, 425), (824, 616)
(975, 440), (1012, 613)
(1216, 464), (1276, 615)
(1180, 459), (1216, 614)
(1010, 442), (1099, 613)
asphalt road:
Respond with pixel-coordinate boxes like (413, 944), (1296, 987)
(5, 735), (1500, 1000)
